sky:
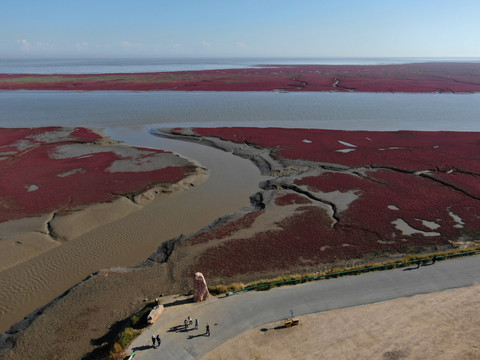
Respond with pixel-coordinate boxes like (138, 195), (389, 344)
(2, 0), (480, 59)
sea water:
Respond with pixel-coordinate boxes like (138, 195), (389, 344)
(2, 57), (476, 74)
(0, 90), (480, 131)
(2, 57), (479, 131)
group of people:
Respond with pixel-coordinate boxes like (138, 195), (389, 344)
(184, 315), (194, 329)
(151, 334), (161, 348)
(150, 315), (211, 349)
(416, 255), (438, 269)
(185, 315), (210, 336)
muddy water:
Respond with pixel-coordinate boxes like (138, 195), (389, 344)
(0, 126), (265, 332)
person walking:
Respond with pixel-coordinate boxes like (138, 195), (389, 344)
(156, 334), (161, 348)
(151, 335), (156, 348)
(195, 318), (199, 330)
(416, 258), (422, 269)
(206, 323), (210, 336)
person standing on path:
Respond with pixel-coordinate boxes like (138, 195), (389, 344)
(195, 318), (199, 330)
(206, 323), (210, 336)
(417, 258), (422, 269)
(156, 334), (161, 348)
(151, 335), (156, 348)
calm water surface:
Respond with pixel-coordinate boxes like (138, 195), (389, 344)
(2, 57), (472, 74)
(1, 91), (480, 132)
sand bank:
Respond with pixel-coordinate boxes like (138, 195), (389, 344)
(203, 283), (480, 360)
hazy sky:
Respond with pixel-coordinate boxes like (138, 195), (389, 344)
(2, 0), (480, 58)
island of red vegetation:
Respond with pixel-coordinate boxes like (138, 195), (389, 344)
(1, 62), (480, 92)
(170, 127), (480, 278)
(0, 127), (196, 222)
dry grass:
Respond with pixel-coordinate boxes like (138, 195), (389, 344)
(207, 248), (480, 295)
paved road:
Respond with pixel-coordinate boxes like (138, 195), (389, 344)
(128, 255), (480, 359)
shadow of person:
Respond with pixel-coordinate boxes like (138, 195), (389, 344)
(131, 345), (152, 352)
(187, 333), (209, 340)
(168, 324), (188, 333)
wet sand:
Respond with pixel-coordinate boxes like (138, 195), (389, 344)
(0, 127), (264, 333)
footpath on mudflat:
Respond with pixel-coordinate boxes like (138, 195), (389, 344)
(128, 255), (480, 360)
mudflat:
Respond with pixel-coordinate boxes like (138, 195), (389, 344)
(1, 63), (480, 92)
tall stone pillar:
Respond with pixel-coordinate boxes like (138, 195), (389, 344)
(193, 272), (210, 302)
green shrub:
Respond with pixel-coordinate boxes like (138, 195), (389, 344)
(131, 300), (157, 329)
(117, 327), (141, 349)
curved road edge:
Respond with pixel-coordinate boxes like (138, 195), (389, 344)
(129, 254), (480, 360)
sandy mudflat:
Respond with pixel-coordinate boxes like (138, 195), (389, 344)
(202, 283), (480, 360)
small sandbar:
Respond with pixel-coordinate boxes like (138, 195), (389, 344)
(449, 210), (465, 229)
(392, 218), (441, 237)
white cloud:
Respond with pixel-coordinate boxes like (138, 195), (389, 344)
(76, 42), (89, 49)
(236, 42), (247, 49)
(201, 41), (211, 48)
(17, 39), (32, 51)
(173, 43), (182, 49)
(16, 39), (56, 52)
(121, 41), (143, 48)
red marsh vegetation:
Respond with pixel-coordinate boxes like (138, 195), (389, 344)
(0, 127), (196, 222)
(184, 127), (480, 277)
(1, 62), (480, 92)
(190, 127), (480, 172)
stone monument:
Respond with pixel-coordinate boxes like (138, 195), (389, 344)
(193, 272), (209, 302)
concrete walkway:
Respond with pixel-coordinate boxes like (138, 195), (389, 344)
(128, 255), (480, 359)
